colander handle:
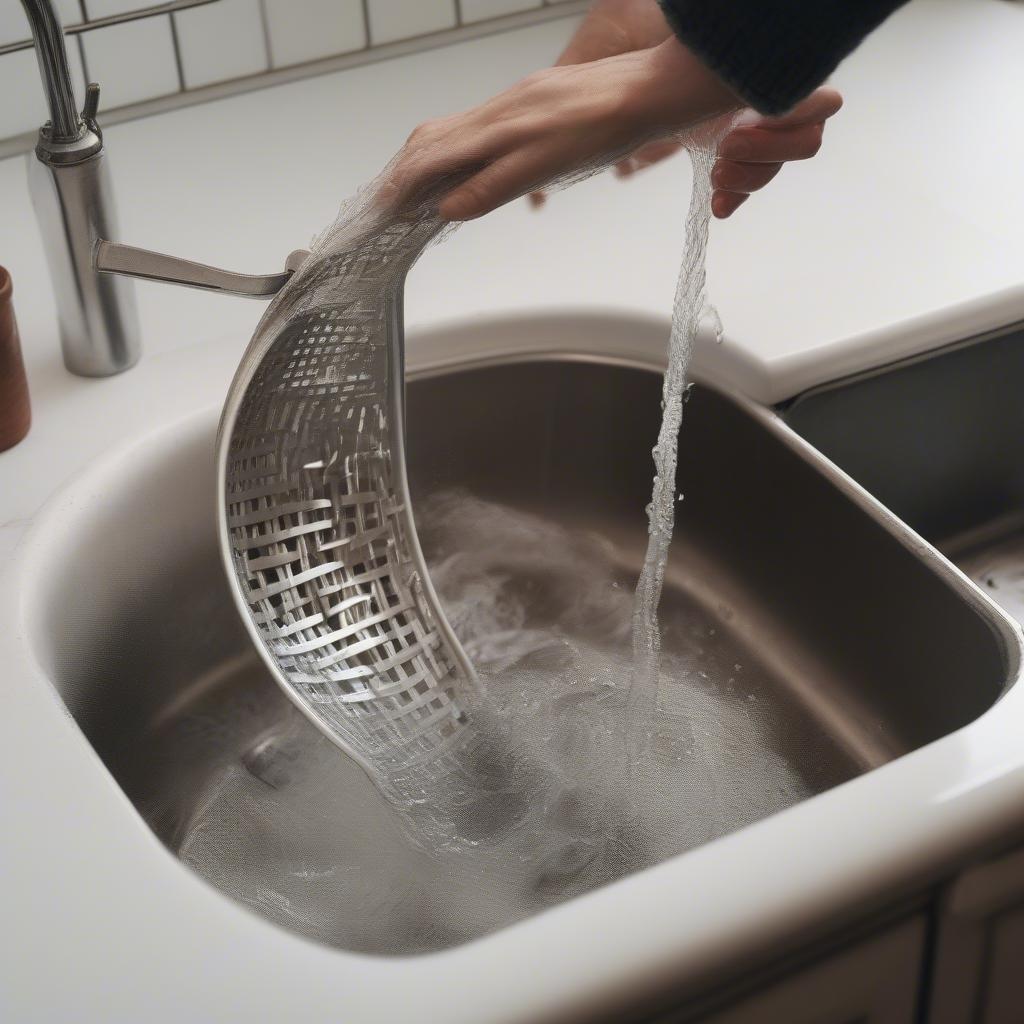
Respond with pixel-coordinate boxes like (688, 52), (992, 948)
(94, 240), (309, 299)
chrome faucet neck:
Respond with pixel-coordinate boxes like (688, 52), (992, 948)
(20, 0), (298, 377)
(22, 0), (140, 377)
(20, 0), (83, 144)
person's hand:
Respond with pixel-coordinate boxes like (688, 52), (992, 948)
(709, 88), (842, 217)
(380, 36), (739, 222)
(529, 0), (677, 205)
(529, 0), (843, 218)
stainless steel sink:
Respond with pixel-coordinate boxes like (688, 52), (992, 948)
(40, 351), (1015, 956)
(784, 320), (1024, 627)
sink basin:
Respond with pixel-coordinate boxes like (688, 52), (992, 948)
(21, 323), (1019, 962)
(784, 320), (1024, 625)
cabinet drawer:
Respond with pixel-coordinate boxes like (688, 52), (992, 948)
(658, 916), (926, 1024)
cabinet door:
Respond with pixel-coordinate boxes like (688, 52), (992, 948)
(684, 917), (926, 1024)
(931, 844), (1024, 1024)
(983, 906), (1024, 1024)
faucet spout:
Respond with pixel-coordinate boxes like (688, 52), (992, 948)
(19, 0), (81, 143)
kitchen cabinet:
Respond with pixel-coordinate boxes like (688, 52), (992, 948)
(931, 844), (1024, 1024)
(658, 916), (926, 1023)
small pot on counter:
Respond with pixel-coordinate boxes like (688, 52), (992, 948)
(0, 266), (31, 452)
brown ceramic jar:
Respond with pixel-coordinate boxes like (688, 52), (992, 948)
(0, 266), (31, 452)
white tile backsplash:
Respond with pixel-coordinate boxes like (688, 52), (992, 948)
(367, 0), (456, 45)
(0, 48), (55, 138)
(460, 0), (542, 22)
(82, 14), (180, 110)
(263, 0), (366, 69)
(56, 0), (85, 25)
(0, 0), (82, 45)
(0, 6), (24, 46)
(174, 0), (267, 88)
(84, 0), (158, 16)
(0, 0), (584, 145)
(0, 36), (87, 138)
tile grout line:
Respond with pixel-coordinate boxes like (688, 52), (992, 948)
(257, 0), (274, 71)
(360, 0), (372, 48)
(167, 12), (186, 91)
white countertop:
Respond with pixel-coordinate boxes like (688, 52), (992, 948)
(2, 0), (1023, 419)
(4, 2), (1024, 1020)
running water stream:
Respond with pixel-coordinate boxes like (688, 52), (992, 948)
(630, 122), (728, 715)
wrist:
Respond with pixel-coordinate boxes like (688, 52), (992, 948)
(631, 37), (740, 132)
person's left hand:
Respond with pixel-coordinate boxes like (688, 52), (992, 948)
(592, 87), (843, 218)
(380, 37), (740, 222)
(526, 0), (843, 218)
(711, 88), (843, 217)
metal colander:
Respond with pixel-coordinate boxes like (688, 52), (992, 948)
(216, 196), (484, 801)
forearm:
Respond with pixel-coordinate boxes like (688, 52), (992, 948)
(658, 0), (909, 114)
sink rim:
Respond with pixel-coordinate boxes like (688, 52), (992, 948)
(7, 310), (1024, 1023)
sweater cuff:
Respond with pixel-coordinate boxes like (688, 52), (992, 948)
(657, 0), (908, 115)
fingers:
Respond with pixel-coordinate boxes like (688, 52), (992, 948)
(710, 125), (821, 219)
(754, 86), (843, 128)
(534, 85), (840, 217)
(710, 157), (784, 219)
(719, 121), (825, 163)
(710, 86), (842, 218)
(712, 191), (749, 218)
(716, 84), (841, 164)
(712, 159), (782, 193)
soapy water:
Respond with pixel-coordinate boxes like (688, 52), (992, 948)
(170, 490), (830, 953)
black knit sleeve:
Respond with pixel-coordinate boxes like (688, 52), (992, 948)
(658, 0), (910, 115)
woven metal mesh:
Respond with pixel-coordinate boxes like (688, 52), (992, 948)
(219, 201), (482, 801)
(216, 120), (733, 847)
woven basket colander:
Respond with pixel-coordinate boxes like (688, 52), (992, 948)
(216, 198), (484, 799)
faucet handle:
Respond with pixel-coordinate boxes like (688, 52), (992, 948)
(81, 82), (100, 131)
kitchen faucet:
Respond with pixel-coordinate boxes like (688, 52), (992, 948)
(20, 0), (304, 377)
